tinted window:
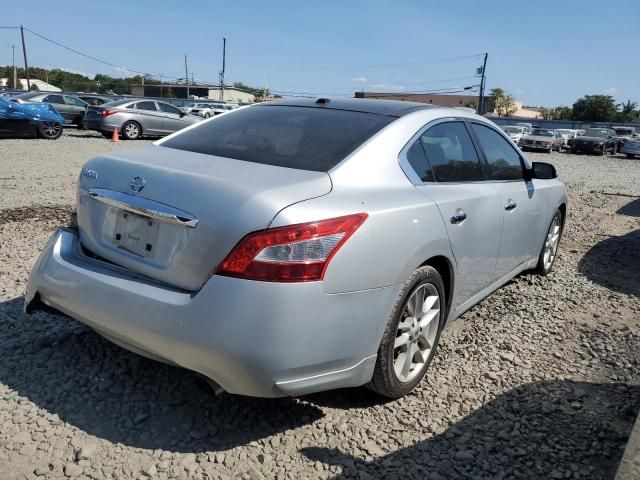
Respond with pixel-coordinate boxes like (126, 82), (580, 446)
(136, 101), (157, 111)
(419, 122), (483, 182)
(472, 124), (523, 181)
(158, 102), (181, 114)
(64, 96), (87, 107)
(406, 139), (434, 182)
(162, 105), (395, 172)
(44, 95), (64, 104)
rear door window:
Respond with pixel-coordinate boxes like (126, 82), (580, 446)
(136, 101), (158, 111)
(419, 122), (484, 182)
(43, 95), (64, 104)
(161, 105), (395, 172)
(406, 139), (434, 182)
(471, 123), (524, 181)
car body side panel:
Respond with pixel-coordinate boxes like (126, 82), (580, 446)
(492, 179), (549, 279)
(417, 183), (503, 309)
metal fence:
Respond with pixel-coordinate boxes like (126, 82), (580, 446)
(488, 116), (640, 131)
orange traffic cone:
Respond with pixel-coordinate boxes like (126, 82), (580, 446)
(111, 127), (119, 143)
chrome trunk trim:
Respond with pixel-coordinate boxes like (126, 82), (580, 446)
(88, 188), (199, 228)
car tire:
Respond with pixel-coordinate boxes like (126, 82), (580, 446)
(626, 154), (636, 159)
(204, 112), (211, 118)
(609, 143), (617, 156)
(367, 266), (445, 399)
(534, 209), (563, 276)
(37, 122), (63, 140)
(74, 116), (86, 130)
(122, 121), (142, 140)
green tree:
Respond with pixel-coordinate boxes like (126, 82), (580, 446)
(555, 106), (572, 120)
(571, 95), (617, 122)
(490, 88), (517, 117)
(616, 100), (639, 123)
(540, 108), (555, 120)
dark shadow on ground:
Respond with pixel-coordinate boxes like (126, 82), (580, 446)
(578, 229), (640, 297)
(303, 380), (640, 480)
(0, 297), (323, 453)
(616, 198), (640, 217)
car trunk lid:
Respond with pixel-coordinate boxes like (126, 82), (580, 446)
(77, 145), (332, 290)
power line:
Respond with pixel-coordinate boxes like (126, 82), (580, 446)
(234, 53), (484, 71)
(22, 27), (183, 82)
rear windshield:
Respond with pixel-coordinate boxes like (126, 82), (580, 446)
(161, 105), (395, 172)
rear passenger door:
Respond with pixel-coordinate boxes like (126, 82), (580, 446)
(404, 120), (503, 310)
(42, 94), (71, 123)
(469, 122), (548, 279)
(134, 101), (163, 135)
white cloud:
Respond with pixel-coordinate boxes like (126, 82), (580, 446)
(370, 83), (406, 92)
(602, 87), (617, 95)
(113, 66), (133, 74)
(352, 76), (368, 83)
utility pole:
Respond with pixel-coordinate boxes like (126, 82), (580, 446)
(477, 52), (488, 115)
(20, 25), (30, 91)
(184, 54), (189, 99)
(219, 37), (226, 101)
(10, 44), (17, 90)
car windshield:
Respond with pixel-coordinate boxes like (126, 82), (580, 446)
(532, 129), (554, 137)
(195, 104), (209, 108)
(614, 128), (634, 136)
(503, 127), (523, 134)
(162, 105), (396, 172)
(584, 128), (609, 137)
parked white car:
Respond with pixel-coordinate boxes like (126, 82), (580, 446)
(557, 129), (579, 150)
(189, 103), (219, 118)
(501, 126), (527, 145)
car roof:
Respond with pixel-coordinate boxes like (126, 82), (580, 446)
(261, 97), (438, 117)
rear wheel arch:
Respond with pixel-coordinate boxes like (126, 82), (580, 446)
(419, 255), (454, 319)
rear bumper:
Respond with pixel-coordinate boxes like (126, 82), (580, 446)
(84, 118), (121, 132)
(25, 229), (397, 397)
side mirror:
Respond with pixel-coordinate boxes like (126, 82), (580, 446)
(526, 161), (557, 180)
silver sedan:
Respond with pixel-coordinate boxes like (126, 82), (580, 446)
(26, 98), (567, 398)
(83, 98), (201, 139)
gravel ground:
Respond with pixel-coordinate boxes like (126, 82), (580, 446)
(0, 131), (639, 480)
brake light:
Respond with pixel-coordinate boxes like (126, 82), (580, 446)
(100, 109), (116, 117)
(217, 213), (368, 282)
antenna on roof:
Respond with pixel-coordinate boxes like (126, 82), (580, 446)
(315, 98), (330, 105)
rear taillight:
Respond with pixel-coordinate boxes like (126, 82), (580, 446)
(217, 213), (368, 282)
(100, 109), (116, 117)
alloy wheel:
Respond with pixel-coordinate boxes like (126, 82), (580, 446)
(125, 123), (139, 138)
(543, 214), (561, 270)
(40, 122), (61, 138)
(393, 283), (440, 383)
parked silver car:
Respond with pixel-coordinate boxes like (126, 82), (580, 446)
(26, 99), (567, 398)
(84, 99), (201, 139)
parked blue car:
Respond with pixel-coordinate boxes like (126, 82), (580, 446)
(0, 95), (64, 139)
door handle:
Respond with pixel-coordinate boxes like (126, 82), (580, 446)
(504, 199), (517, 211)
(450, 209), (467, 224)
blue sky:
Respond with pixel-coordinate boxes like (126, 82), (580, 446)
(1, 0), (639, 107)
